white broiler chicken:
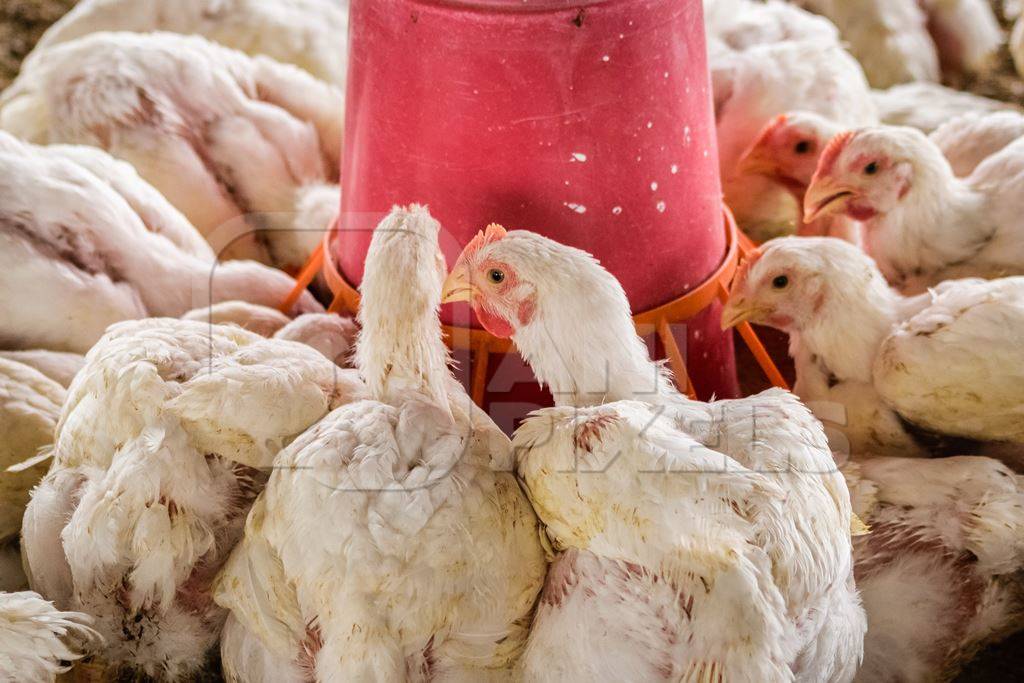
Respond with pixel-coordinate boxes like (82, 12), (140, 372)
(181, 301), (293, 337)
(918, 0), (1003, 78)
(704, 0), (838, 53)
(0, 351), (83, 388)
(0, 32), (342, 273)
(0, 591), (100, 682)
(26, 0), (348, 88)
(929, 110), (1024, 176)
(0, 133), (213, 261)
(711, 33), (876, 239)
(842, 455), (1024, 681)
(794, 0), (941, 88)
(0, 130), (320, 354)
(20, 318), (362, 679)
(737, 108), (1024, 240)
(182, 303), (357, 366)
(723, 236), (1024, 464)
(271, 313), (357, 368)
(872, 82), (1020, 134)
(743, 110), (1024, 193)
(803, 125), (1024, 291)
(738, 111), (863, 244)
(214, 206), (546, 682)
(36, 143), (214, 261)
(442, 226), (865, 681)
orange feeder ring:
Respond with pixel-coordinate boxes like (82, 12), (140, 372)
(279, 207), (787, 405)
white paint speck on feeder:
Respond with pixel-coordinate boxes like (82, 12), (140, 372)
(564, 202), (587, 214)
(646, 121), (653, 129)
(650, 181), (658, 191)
(656, 201), (666, 213)
(694, 330), (703, 340)
(570, 152), (587, 162)
(612, 206), (623, 215)
(671, 164), (679, 174)
(602, 55), (610, 62)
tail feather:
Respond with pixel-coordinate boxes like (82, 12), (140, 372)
(0, 591), (101, 679)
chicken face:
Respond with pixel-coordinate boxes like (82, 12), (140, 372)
(721, 238), (839, 332)
(739, 112), (839, 199)
(803, 130), (915, 223)
(441, 224), (538, 339)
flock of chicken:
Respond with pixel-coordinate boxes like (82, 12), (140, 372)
(1, 0), (1024, 681)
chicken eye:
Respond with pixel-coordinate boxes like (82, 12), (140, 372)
(794, 140), (811, 154)
(487, 269), (505, 284)
(771, 275), (789, 289)
(864, 161), (879, 175)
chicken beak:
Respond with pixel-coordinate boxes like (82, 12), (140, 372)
(803, 177), (856, 223)
(737, 146), (778, 179)
(720, 295), (763, 330)
(441, 264), (475, 304)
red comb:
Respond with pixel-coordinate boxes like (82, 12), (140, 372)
(815, 130), (855, 179)
(754, 114), (788, 144)
(462, 223), (507, 256)
(733, 246), (763, 291)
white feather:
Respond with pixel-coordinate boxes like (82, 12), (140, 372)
(843, 455), (1024, 680)
(27, 0), (348, 88)
(21, 318), (352, 679)
(214, 206), (546, 681)
(0, 32), (342, 273)
(457, 230), (865, 681)
(0, 130), (321, 353)
(0, 591), (100, 682)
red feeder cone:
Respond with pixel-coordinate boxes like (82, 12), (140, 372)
(333, 0), (740, 429)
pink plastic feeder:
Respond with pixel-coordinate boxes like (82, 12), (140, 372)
(326, 0), (744, 427)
